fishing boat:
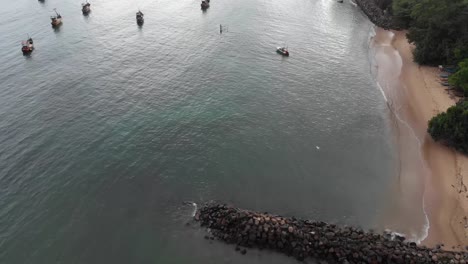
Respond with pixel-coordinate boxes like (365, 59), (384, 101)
(21, 36), (34, 54)
(276, 47), (289, 56)
(136, 10), (144, 25)
(82, 1), (91, 14)
(51, 9), (62, 27)
(201, 0), (209, 10)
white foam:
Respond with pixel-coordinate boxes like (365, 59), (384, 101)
(370, 29), (430, 244)
(376, 82), (388, 102)
(191, 202), (198, 217)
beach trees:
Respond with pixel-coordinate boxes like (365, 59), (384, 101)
(409, 0), (467, 64)
(449, 59), (468, 95)
(428, 101), (468, 153)
(393, 0), (468, 65)
(392, 0), (415, 28)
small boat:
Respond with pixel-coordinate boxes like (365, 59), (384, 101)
(82, 1), (91, 14)
(201, 0), (209, 9)
(136, 10), (144, 25)
(21, 36), (34, 54)
(51, 8), (62, 27)
(338, 0), (344, 3)
(276, 47), (289, 56)
(440, 73), (451, 77)
(444, 67), (458, 73)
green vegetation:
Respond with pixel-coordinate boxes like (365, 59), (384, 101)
(428, 101), (468, 154)
(392, 0), (468, 65)
(449, 59), (468, 95)
(390, 0), (468, 153)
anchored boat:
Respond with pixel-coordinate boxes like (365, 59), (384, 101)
(276, 47), (289, 56)
(136, 10), (144, 25)
(201, 0), (209, 10)
(51, 8), (62, 27)
(82, 1), (91, 14)
(21, 36), (34, 54)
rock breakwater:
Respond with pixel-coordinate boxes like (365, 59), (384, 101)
(354, 0), (395, 29)
(195, 203), (468, 263)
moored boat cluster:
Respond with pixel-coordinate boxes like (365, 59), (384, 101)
(23, 0), (218, 55)
(195, 203), (468, 263)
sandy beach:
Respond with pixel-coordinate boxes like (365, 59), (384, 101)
(373, 28), (468, 249)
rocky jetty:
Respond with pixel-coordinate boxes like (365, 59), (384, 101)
(195, 203), (468, 263)
(354, 0), (395, 29)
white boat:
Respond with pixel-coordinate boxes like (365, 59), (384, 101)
(276, 47), (289, 56)
(51, 8), (62, 27)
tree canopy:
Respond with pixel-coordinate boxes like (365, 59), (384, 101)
(392, 0), (468, 65)
(391, 0), (468, 153)
(428, 101), (468, 154)
(449, 59), (468, 95)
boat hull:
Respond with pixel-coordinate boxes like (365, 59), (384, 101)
(276, 48), (289, 56)
(22, 48), (33, 54)
(51, 19), (62, 26)
(21, 44), (34, 54)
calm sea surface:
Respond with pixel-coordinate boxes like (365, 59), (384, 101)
(0, 0), (397, 263)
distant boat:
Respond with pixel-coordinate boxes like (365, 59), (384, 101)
(338, 0), (344, 3)
(51, 8), (62, 27)
(201, 0), (209, 10)
(82, 1), (91, 14)
(21, 36), (34, 54)
(276, 47), (289, 56)
(440, 73), (451, 78)
(136, 10), (144, 25)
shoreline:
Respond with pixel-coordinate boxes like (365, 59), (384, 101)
(372, 28), (468, 249)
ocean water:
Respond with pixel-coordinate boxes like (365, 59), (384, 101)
(0, 0), (398, 263)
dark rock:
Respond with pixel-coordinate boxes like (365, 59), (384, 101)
(195, 202), (468, 263)
(354, 0), (396, 29)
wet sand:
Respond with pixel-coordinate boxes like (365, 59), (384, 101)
(373, 28), (468, 249)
